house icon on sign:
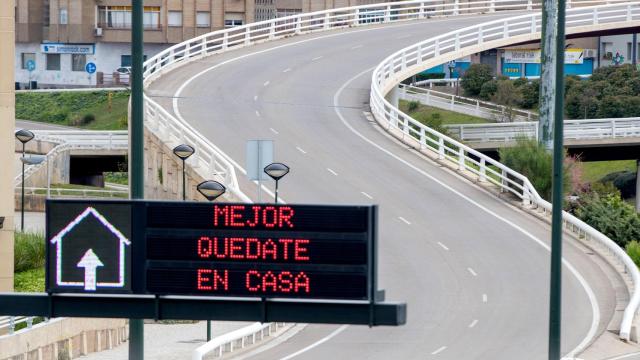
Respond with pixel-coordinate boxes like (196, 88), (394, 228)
(50, 207), (130, 291)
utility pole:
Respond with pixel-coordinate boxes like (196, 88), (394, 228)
(539, 0), (567, 358)
(129, 0), (145, 358)
(0, 0), (16, 292)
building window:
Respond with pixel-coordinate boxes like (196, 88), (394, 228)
(21, 53), (36, 69)
(71, 54), (86, 72)
(224, 19), (243, 28)
(59, 8), (68, 25)
(98, 6), (160, 29)
(46, 54), (61, 71)
(120, 55), (147, 67)
(196, 12), (210, 28)
(168, 11), (182, 27)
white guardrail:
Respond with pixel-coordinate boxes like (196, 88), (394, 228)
(399, 83), (537, 122)
(191, 323), (286, 360)
(0, 316), (37, 336)
(141, 0), (628, 204)
(370, 1), (640, 341)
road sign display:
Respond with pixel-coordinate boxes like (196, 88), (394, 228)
(47, 200), (376, 301)
(26, 59), (36, 72)
(85, 62), (97, 74)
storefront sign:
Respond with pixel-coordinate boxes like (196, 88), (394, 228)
(41, 43), (96, 55)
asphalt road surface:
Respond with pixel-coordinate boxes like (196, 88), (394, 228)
(149, 13), (623, 359)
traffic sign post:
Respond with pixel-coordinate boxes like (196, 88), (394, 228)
(85, 62), (96, 86)
(26, 60), (35, 89)
(0, 199), (406, 328)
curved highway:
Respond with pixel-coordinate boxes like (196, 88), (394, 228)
(148, 13), (622, 359)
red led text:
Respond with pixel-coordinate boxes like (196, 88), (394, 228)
(197, 236), (310, 262)
(213, 205), (295, 228)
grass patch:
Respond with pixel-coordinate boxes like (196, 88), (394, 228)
(16, 91), (129, 130)
(105, 172), (128, 185)
(582, 160), (637, 183)
(399, 100), (489, 125)
(14, 232), (45, 273)
(34, 183), (128, 198)
(14, 267), (45, 293)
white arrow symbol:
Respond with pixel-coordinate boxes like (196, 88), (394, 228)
(77, 249), (104, 291)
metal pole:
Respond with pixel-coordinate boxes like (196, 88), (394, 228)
(182, 159), (186, 201)
(275, 180), (279, 204)
(633, 33), (637, 66)
(542, 0), (567, 357)
(207, 320), (212, 341)
(129, 0), (145, 357)
(21, 143), (25, 232)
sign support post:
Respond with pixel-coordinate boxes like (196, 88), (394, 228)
(130, 0), (145, 357)
(540, 0), (567, 358)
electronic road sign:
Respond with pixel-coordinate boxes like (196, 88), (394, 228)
(46, 200), (377, 301)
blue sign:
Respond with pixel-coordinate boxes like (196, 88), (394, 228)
(85, 62), (97, 74)
(26, 60), (36, 72)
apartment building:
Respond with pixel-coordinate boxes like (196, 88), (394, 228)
(14, 0), (396, 87)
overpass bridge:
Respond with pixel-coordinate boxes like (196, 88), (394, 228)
(397, 84), (640, 160)
(141, 1), (640, 359)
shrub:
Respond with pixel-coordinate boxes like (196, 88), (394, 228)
(576, 193), (640, 248)
(600, 171), (637, 199)
(407, 100), (420, 112)
(499, 138), (577, 200)
(479, 80), (497, 101)
(14, 232), (45, 273)
(461, 64), (493, 96)
(519, 80), (539, 109)
(626, 241), (640, 268)
(492, 80), (522, 122)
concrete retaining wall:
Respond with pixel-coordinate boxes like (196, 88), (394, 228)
(0, 318), (127, 360)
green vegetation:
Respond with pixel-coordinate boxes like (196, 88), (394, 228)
(105, 172), (129, 185)
(14, 232), (46, 293)
(399, 100), (489, 126)
(582, 160), (637, 183)
(498, 138), (579, 200)
(461, 64), (640, 119)
(14, 232), (45, 273)
(627, 241), (640, 268)
(14, 268), (45, 292)
(33, 183), (128, 198)
(16, 91), (129, 130)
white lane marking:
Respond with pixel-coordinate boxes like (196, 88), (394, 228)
(468, 319), (478, 328)
(253, 95), (258, 101)
(437, 242), (449, 251)
(296, 146), (307, 154)
(482, 294), (488, 303)
(333, 69), (600, 358)
(311, 56), (323, 61)
(398, 216), (411, 225)
(270, 127), (279, 135)
(263, 80), (270, 87)
(279, 325), (348, 360)
(467, 267), (478, 277)
(360, 191), (373, 199)
(172, 15), (492, 203)
(604, 352), (640, 360)
(431, 346), (447, 355)
(327, 168), (338, 176)
(255, 110), (261, 117)
(351, 44), (364, 50)
(283, 68), (291, 73)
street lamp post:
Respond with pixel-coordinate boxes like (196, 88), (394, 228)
(196, 179), (226, 342)
(264, 163), (289, 204)
(173, 144), (195, 200)
(15, 129), (35, 232)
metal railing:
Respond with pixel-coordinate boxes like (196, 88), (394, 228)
(370, 1), (640, 342)
(0, 316), (37, 335)
(192, 323), (287, 360)
(19, 187), (129, 198)
(400, 84), (537, 122)
(446, 118), (640, 142)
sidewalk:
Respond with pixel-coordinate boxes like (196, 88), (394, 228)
(79, 321), (251, 360)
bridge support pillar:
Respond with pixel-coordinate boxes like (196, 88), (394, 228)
(0, 0), (14, 291)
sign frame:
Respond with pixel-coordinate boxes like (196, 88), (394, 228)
(45, 199), (378, 302)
